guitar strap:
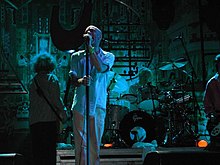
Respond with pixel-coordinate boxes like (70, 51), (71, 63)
(33, 77), (63, 122)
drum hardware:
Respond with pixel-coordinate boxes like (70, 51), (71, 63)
(158, 91), (173, 103)
(158, 90), (196, 146)
(102, 127), (129, 148)
(158, 57), (200, 145)
(159, 103), (176, 146)
(171, 94), (191, 104)
(170, 105), (198, 146)
(172, 122), (198, 145)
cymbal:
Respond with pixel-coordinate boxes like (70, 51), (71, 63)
(107, 71), (128, 94)
(120, 94), (137, 104)
(159, 57), (188, 71)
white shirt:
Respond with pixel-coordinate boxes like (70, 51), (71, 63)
(70, 48), (115, 116)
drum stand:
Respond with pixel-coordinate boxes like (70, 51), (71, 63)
(111, 130), (128, 148)
(103, 128), (128, 148)
(172, 110), (198, 143)
(161, 103), (176, 146)
(171, 105), (198, 146)
(161, 97), (198, 146)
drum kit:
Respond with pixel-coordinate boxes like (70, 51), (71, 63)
(103, 58), (198, 148)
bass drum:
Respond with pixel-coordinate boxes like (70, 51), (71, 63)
(119, 110), (166, 147)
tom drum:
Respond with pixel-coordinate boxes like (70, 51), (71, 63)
(106, 99), (130, 130)
(137, 86), (160, 113)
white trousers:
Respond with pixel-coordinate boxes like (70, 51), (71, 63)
(73, 108), (106, 165)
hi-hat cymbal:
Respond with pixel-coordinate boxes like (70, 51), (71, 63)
(107, 71), (128, 94)
(159, 57), (188, 71)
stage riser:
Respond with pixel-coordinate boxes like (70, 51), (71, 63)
(57, 159), (143, 165)
(57, 149), (144, 165)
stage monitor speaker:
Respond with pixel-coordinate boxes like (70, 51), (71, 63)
(0, 153), (24, 165)
(144, 150), (220, 165)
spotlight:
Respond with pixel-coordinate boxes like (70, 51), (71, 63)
(103, 143), (113, 148)
(196, 140), (208, 148)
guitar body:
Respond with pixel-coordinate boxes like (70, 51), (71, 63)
(211, 123), (220, 137)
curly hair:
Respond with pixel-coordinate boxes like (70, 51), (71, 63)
(32, 53), (57, 73)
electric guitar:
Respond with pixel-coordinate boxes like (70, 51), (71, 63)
(211, 123), (220, 137)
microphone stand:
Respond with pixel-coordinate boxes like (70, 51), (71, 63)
(85, 43), (90, 165)
(178, 37), (200, 137)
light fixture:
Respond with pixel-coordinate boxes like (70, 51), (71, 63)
(196, 140), (208, 148)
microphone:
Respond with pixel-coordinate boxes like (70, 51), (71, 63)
(173, 35), (182, 41)
(83, 35), (90, 39)
(83, 34), (90, 45)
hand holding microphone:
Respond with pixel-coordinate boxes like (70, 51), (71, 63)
(83, 33), (93, 47)
(83, 33), (96, 55)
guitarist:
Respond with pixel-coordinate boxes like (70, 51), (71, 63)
(204, 54), (220, 150)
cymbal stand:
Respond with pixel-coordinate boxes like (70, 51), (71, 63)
(157, 91), (175, 146)
(162, 101), (176, 146)
(177, 36), (200, 134)
(172, 105), (198, 145)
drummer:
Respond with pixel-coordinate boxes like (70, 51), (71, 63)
(129, 67), (159, 114)
(130, 67), (154, 93)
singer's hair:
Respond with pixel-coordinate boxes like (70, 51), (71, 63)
(31, 53), (57, 73)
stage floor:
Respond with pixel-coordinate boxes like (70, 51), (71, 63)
(56, 146), (220, 165)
